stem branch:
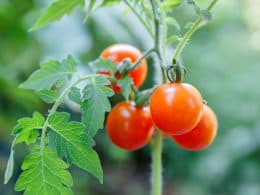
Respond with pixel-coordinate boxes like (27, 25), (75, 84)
(128, 48), (156, 71)
(123, 0), (154, 38)
(173, 0), (219, 60)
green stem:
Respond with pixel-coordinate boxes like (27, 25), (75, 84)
(150, 0), (167, 84)
(128, 48), (156, 71)
(151, 131), (163, 195)
(123, 0), (154, 38)
(39, 74), (99, 152)
(173, 0), (219, 60)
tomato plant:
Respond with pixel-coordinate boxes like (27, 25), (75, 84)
(172, 105), (218, 151)
(150, 83), (203, 135)
(106, 101), (154, 151)
(3, 0), (220, 195)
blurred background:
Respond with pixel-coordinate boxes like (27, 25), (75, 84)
(1, 0), (260, 194)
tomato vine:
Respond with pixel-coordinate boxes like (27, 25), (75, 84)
(3, 0), (220, 195)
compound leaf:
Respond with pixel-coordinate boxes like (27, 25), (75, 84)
(81, 76), (114, 136)
(20, 55), (77, 91)
(48, 112), (103, 183)
(15, 146), (73, 195)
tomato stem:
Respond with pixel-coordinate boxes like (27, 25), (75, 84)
(128, 48), (156, 71)
(173, 0), (219, 61)
(123, 0), (154, 38)
(151, 130), (163, 195)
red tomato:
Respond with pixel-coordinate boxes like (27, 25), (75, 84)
(106, 101), (154, 151)
(150, 83), (203, 135)
(172, 105), (218, 151)
(100, 44), (147, 90)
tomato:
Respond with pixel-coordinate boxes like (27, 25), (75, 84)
(172, 105), (218, 151)
(100, 44), (148, 91)
(106, 101), (154, 151)
(150, 83), (203, 135)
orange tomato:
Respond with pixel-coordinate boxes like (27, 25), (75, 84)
(150, 83), (203, 135)
(172, 105), (218, 151)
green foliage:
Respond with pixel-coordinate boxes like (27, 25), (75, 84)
(15, 146), (73, 195)
(20, 55), (77, 91)
(36, 90), (58, 104)
(13, 112), (45, 145)
(30, 0), (84, 31)
(48, 112), (103, 182)
(118, 75), (133, 100)
(161, 0), (183, 10)
(81, 76), (114, 136)
(68, 87), (82, 105)
(4, 55), (116, 193)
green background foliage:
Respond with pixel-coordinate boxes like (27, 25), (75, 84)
(1, 0), (260, 194)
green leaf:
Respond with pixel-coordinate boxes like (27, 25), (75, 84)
(13, 112), (45, 145)
(88, 58), (116, 75)
(81, 76), (114, 136)
(30, 0), (84, 31)
(15, 146), (73, 195)
(4, 137), (16, 184)
(101, 0), (121, 7)
(20, 55), (77, 91)
(166, 35), (181, 44)
(48, 112), (103, 183)
(161, 0), (183, 9)
(68, 87), (82, 105)
(37, 90), (58, 104)
(166, 17), (180, 31)
(118, 75), (133, 100)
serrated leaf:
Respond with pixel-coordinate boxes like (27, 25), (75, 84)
(30, 0), (84, 31)
(48, 112), (103, 183)
(88, 58), (116, 75)
(15, 146), (73, 195)
(68, 87), (82, 105)
(4, 137), (16, 184)
(13, 112), (45, 145)
(81, 76), (114, 136)
(118, 75), (133, 100)
(20, 55), (77, 91)
(37, 90), (58, 104)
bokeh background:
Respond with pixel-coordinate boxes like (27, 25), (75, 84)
(1, 0), (260, 194)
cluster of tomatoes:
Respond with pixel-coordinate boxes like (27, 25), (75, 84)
(100, 44), (218, 151)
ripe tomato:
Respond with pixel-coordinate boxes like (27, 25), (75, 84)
(100, 44), (148, 91)
(172, 105), (218, 151)
(150, 83), (203, 135)
(106, 101), (154, 151)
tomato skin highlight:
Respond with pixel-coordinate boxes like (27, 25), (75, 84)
(172, 105), (218, 151)
(100, 44), (147, 89)
(150, 83), (203, 135)
(106, 101), (154, 151)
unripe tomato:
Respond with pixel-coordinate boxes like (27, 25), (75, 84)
(150, 83), (203, 135)
(106, 101), (154, 151)
(100, 44), (147, 91)
(172, 105), (218, 151)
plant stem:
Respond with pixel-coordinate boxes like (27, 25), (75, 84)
(123, 0), (154, 38)
(150, 0), (167, 84)
(128, 48), (156, 71)
(39, 74), (98, 152)
(149, 0), (164, 195)
(173, 0), (219, 60)
(151, 131), (163, 195)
